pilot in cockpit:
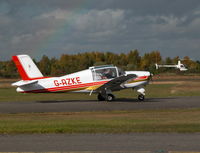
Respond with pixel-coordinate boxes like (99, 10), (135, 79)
(103, 68), (117, 79)
(103, 69), (112, 79)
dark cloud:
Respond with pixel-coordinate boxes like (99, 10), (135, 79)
(0, 0), (200, 60)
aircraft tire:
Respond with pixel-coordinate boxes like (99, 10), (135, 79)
(106, 94), (115, 102)
(97, 94), (105, 101)
(138, 94), (145, 101)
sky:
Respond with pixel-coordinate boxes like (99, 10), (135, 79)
(0, 0), (200, 60)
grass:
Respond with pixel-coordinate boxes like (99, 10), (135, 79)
(0, 109), (200, 134)
(0, 81), (199, 102)
(0, 87), (97, 102)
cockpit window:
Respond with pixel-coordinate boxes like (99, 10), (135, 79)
(93, 67), (118, 80)
(118, 67), (125, 76)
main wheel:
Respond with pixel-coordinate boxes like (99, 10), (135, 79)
(97, 94), (105, 101)
(106, 94), (115, 102)
(138, 94), (145, 101)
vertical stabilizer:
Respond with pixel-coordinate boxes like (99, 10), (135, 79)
(12, 55), (43, 80)
(178, 60), (181, 67)
(155, 63), (159, 69)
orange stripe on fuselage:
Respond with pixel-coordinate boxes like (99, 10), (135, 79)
(20, 80), (109, 93)
(127, 76), (149, 84)
(134, 76), (148, 81)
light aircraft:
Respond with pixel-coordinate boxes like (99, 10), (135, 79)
(12, 55), (152, 101)
(155, 60), (188, 71)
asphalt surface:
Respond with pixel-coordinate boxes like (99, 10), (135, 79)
(0, 96), (200, 113)
(1, 133), (200, 152)
(1, 97), (200, 152)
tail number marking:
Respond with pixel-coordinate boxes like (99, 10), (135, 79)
(54, 77), (82, 86)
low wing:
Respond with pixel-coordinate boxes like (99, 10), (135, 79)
(96, 74), (137, 92)
(12, 80), (38, 87)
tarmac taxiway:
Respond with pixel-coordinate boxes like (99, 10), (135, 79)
(0, 96), (199, 113)
(1, 133), (200, 152)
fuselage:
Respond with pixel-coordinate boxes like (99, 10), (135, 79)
(16, 66), (151, 93)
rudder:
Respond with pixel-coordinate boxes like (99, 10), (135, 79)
(12, 55), (44, 80)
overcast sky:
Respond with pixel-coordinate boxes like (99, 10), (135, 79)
(0, 0), (200, 60)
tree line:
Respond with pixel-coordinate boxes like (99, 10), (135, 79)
(0, 50), (200, 78)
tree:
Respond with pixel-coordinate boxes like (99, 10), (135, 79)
(127, 50), (141, 70)
(1, 51), (200, 78)
(2, 61), (17, 78)
(140, 53), (151, 70)
(172, 56), (179, 64)
(38, 55), (51, 76)
(165, 57), (172, 64)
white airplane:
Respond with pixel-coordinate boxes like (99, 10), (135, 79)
(155, 60), (188, 71)
(12, 55), (152, 101)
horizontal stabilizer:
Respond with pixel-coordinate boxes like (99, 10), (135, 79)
(12, 80), (38, 87)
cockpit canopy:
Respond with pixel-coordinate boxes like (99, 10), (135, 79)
(180, 64), (186, 68)
(89, 65), (125, 81)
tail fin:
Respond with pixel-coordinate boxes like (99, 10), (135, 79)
(178, 60), (181, 66)
(12, 55), (44, 80)
(155, 63), (159, 69)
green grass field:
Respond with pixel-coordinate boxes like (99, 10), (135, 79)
(1, 109), (200, 134)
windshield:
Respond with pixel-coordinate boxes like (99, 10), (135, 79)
(117, 67), (125, 76)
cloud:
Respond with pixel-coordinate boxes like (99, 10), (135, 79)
(38, 9), (73, 20)
(1, 0), (200, 60)
(72, 9), (126, 43)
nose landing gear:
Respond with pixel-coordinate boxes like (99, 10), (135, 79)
(138, 94), (145, 101)
(136, 87), (145, 101)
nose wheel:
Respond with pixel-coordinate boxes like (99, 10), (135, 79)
(138, 94), (145, 101)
